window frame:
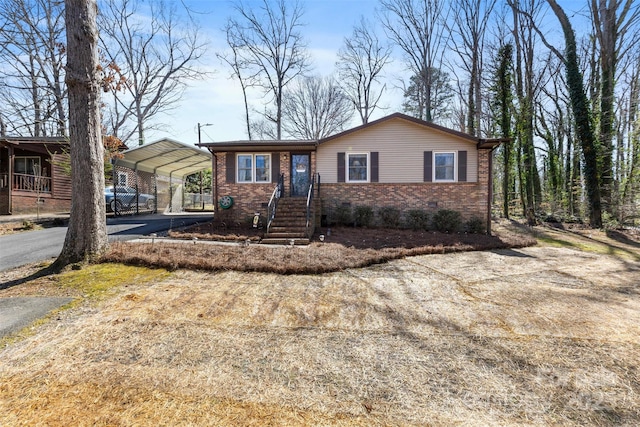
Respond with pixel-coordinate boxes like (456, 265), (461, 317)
(14, 156), (41, 175)
(433, 151), (457, 182)
(117, 171), (128, 186)
(236, 153), (272, 184)
(346, 152), (369, 183)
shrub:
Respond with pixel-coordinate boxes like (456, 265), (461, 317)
(333, 204), (352, 226)
(22, 220), (34, 230)
(405, 209), (430, 230)
(354, 205), (374, 227)
(377, 206), (401, 228)
(465, 216), (485, 234)
(432, 209), (461, 233)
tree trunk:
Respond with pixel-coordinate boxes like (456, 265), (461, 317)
(56, 0), (108, 266)
(547, 0), (602, 227)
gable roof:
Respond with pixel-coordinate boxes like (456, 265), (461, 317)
(318, 112), (500, 147)
(197, 112), (506, 151)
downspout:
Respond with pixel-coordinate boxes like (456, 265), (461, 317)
(487, 147), (495, 235)
(211, 151), (218, 216)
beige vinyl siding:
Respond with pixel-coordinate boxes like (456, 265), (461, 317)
(317, 117), (478, 184)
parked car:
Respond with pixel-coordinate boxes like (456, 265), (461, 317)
(105, 186), (155, 213)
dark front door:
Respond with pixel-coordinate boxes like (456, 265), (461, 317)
(291, 153), (310, 196)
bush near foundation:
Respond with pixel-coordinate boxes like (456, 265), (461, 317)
(405, 209), (430, 230)
(432, 209), (462, 233)
(354, 205), (374, 227)
(465, 216), (486, 234)
(377, 206), (401, 228)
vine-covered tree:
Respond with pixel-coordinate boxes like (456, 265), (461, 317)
(589, 0), (640, 215)
(490, 43), (514, 218)
(547, 0), (602, 227)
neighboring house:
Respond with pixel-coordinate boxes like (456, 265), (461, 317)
(0, 137), (72, 215)
(199, 113), (504, 240)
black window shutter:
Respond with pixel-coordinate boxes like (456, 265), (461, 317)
(370, 152), (379, 182)
(271, 152), (280, 182)
(226, 152), (235, 184)
(424, 151), (432, 182)
(458, 151), (467, 182)
(337, 152), (345, 182)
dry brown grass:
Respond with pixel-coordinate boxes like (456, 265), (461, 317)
(2, 222), (639, 425)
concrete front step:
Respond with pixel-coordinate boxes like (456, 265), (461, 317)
(261, 237), (310, 245)
(267, 231), (308, 238)
(269, 221), (307, 228)
(269, 226), (307, 233)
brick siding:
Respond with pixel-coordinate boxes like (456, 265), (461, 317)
(215, 150), (491, 226)
(320, 149), (491, 225)
(10, 191), (71, 215)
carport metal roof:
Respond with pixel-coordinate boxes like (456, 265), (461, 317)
(114, 138), (212, 179)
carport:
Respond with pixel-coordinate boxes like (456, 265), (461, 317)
(113, 138), (212, 214)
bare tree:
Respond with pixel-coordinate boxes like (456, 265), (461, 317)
(447, 0), (497, 136)
(99, 0), (207, 145)
(0, 0), (67, 136)
(379, 0), (450, 122)
(281, 75), (354, 139)
(225, 0), (310, 140)
(336, 16), (391, 124)
(55, 0), (108, 266)
(219, 22), (258, 140)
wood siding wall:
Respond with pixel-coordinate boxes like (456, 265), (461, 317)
(316, 118), (478, 184)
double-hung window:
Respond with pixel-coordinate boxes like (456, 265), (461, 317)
(237, 153), (271, 183)
(347, 153), (368, 182)
(434, 152), (455, 182)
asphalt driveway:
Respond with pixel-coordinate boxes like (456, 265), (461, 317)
(0, 212), (212, 272)
(0, 297), (73, 338)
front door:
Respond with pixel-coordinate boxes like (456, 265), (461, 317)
(291, 153), (310, 197)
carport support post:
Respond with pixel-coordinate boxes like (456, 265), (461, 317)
(169, 171), (173, 212)
(135, 166), (140, 215)
(153, 173), (158, 213)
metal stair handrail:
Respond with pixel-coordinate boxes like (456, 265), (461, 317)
(267, 173), (284, 233)
(305, 173), (319, 238)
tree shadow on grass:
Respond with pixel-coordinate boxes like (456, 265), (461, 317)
(0, 264), (59, 292)
(606, 229), (640, 249)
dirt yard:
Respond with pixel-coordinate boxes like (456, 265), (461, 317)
(1, 224), (639, 425)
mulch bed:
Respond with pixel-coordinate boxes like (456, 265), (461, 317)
(169, 221), (522, 250)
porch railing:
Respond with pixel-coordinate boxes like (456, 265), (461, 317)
(0, 172), (8, 189)
(267, 173), (284, 233)
(12, 173), (52, 193)
(305, 173), (319, 238)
